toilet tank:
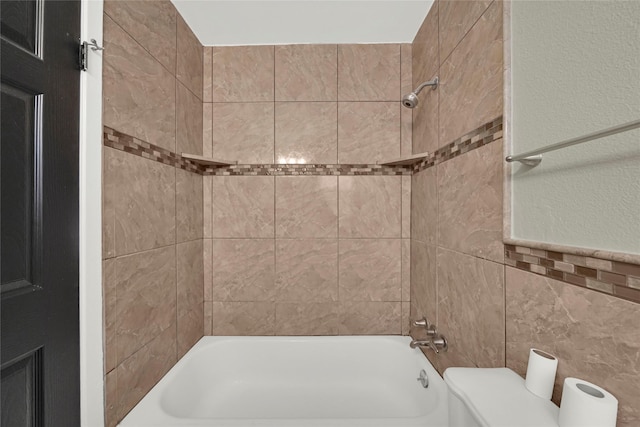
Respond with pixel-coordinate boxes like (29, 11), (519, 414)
(444, 367), (560, 427)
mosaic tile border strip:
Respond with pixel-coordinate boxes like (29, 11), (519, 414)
(103, 127), (202, 174)
(505, 244), (640, 304)
(413, 116), (503, 173)
(104, 116), (503, 177)
(103, 127), (412, 176)
(201, 164), (411, 176)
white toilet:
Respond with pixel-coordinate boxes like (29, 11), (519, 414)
(444, 367), (560, 427)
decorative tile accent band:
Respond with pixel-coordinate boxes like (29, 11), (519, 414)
(103, 126), (412, 176)
(103, 127), (201, 174)
(201, 164), (411, 176)
(505, 244), (640, 304)
(413, 116), (503, 173)
(104, 116), (502, 176)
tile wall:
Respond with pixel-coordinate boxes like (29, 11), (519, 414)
(202, 43), (413, 336)
(410, 1), (640, 425)
(101, 1), (204, 425)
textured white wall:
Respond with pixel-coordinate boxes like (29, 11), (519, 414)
(511, 0), (640, 254)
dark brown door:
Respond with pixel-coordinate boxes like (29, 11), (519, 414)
(1, 0), (80, 425)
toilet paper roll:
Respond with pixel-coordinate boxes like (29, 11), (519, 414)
(558, 377), (618, 427)
(525, 348), (558, 400)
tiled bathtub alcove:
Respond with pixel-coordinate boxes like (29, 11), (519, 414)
(101, 1), (640, 426)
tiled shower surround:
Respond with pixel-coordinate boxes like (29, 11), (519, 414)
(101, 0), (640, 426)
(409, 1), (640, 426)
(201, 42), (414, 336)
(101, 1), (204, 424)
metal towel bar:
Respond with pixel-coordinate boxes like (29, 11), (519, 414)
(506, 119), (640, 166)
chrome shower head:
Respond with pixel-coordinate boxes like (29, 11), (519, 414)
(402, 92), (419, 109)
(401, 77), (439, 109)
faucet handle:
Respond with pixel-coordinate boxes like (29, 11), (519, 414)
(412, 317), (429, 327)
(431, 335), (448, 353)
(412, 318), (437, 336)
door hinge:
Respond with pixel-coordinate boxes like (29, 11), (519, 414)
(79, 41), (88, 71)
(79, 39), (104, 71)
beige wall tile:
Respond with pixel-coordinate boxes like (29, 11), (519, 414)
(104, 369), (117, 427)
(103, 259), (117, 373)
(401, 301), (411, 336)
(411, 168), (437, 245)
(275, 102), (338, 164)
(176, 81), (203, 155)
(338, 176), (401, 238)
(337, 102), (400, 164)
(338, 44), (401, 101)
(439, 1), (503, 144)
(176, 169), (203, 243)
(211, 103), (274, 163)
(412, 85), (439, 154)
(210, 302), (275, 335)
(439, 0), (493, 63)
(103, 147), (116, 259)
(401, 107), (413, 156)
(203, 239), (212, 301)
(203, 302), (212, 335)
(115, 246), (176, 364)
(437, 141), (503, 262)
(339, 239), (401, 302)
(116, 324), (176, 420)
(437, 248), (505, 372)
(212, 176), (275, 238)
(103, 15), (175, 151)
(402, 175), (411, 238)
(203, 47), (212, 102)
(176, 15), (202, 99)
(276, 239), (338, 302)
(202, 103), (212, 157)
(276, 176), (337, 238)
(203, 176), (212, 238)
(211, 46), (274, 102)
(275, 44), (338, 101)
(105, 148), (175, 256)
(177, 306), (202, 360)
(401, 239), (410, 302)
(412, 2), (439, 86)
(410, 1), (439, 154)
(410, 240), (437, 324)
(400, 43), (413, 97)
(177, 240), (203, 358)
(103, 0), (177, 74)
(275, 302), (339, 335)
(211, 239), (275, 301)
(505, 267), (640, 427)
(338, 302), (401, 334)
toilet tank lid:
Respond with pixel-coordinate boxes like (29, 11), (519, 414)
(444, 367), (560, 427)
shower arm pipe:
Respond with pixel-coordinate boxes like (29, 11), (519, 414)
(413, 77), (439, 95)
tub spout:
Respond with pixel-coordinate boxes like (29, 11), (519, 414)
(409, 336), (448, 353)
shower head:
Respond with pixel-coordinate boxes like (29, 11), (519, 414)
(401, 77), (439, 109)
(402, 92), (420, 109)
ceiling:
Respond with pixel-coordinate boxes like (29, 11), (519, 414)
(171, 1), (434, 46)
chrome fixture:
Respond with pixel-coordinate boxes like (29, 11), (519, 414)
(416, 369), (429, 388)
(410, 317), (448, 353)
(412, 317), (437, 337)
(410, 335), (448, 353)
(401, 77), (439, 109)
(506, 119), (640, 166)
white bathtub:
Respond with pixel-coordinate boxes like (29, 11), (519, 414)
(119, 336), (448, 427)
